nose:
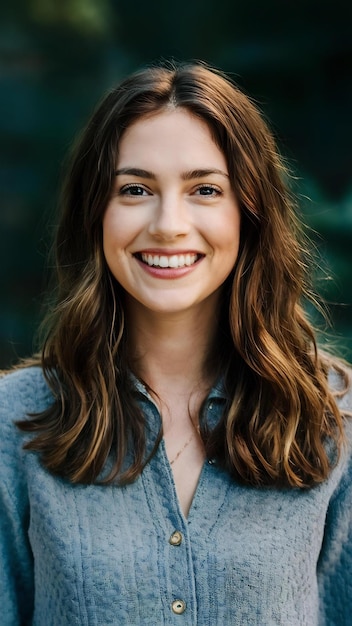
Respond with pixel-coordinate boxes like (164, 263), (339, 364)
(148, 195), (191, 240)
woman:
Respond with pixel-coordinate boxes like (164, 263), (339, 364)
(1, 61), (351, 625)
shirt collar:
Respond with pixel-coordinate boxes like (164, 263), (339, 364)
(130, 372), (227, 403)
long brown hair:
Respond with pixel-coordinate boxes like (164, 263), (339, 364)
(17, 61), (348, 487)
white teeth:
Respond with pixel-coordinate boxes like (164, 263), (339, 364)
(168, 255), (179, 268)
(140, 253), (198, 268)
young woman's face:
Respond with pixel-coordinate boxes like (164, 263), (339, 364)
(103, 108), (241, 318)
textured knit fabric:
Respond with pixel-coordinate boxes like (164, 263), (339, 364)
(0, 366), (351, 626)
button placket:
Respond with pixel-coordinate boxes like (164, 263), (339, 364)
(168, 528), (190, 617)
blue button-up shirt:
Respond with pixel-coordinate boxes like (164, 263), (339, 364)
(1, 366), (351, 625)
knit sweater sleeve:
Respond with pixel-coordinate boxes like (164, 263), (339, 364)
(0, 368), (47, 625)
(317, 378), (352, 626)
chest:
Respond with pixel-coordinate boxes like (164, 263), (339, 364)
(27, 448), (330, 625)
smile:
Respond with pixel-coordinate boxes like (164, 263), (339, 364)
(137, 253), (202, 269)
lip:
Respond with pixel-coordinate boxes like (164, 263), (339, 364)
(133, 248), (204, 279)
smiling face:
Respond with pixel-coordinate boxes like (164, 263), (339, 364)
(103, 108), (241, 320)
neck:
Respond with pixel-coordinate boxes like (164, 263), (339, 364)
(126, 300), (219, 397)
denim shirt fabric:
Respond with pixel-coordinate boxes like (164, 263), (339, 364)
(0, 366), (351, 625)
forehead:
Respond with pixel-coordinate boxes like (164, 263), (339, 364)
(116, 108), (227, 171)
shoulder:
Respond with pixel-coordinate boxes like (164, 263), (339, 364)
(0, 365), (53, 432)
(0, 364), (52, 399)
(327, 360), (352, 445)
(327, 359), (352, 407)
(0, 366), (54, 505)
(317, 350), (352, 421)
(325, 360), (352, 495)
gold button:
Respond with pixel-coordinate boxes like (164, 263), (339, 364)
(172, 599), (186, 614)
(169, 531), (183, 546)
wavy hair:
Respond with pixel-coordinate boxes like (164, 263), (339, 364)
(17, 61), (347, 487)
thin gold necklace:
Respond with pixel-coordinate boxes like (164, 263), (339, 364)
(169, 423), (201, 466)
(169, 433), (194, 465)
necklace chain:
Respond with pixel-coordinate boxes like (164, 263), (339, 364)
(169, 424), (201, 466)
(169, 433), (194, 465)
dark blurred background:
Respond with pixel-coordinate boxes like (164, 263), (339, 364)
(1, 0), (351, 368)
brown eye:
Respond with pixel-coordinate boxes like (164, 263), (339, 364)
(120, 184), (149, 196)
(194, 185), (222, 196)
(199, 187), (214, 195)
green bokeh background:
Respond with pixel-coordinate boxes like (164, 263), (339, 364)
(1, 0), (351, 368)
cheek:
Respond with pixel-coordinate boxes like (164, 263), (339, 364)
(102, 211), (124, 273)
(209, 209), (241, 255)
(102, 207), (134, 253)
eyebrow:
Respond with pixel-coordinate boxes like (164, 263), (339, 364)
(114, 167), (229, 179)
